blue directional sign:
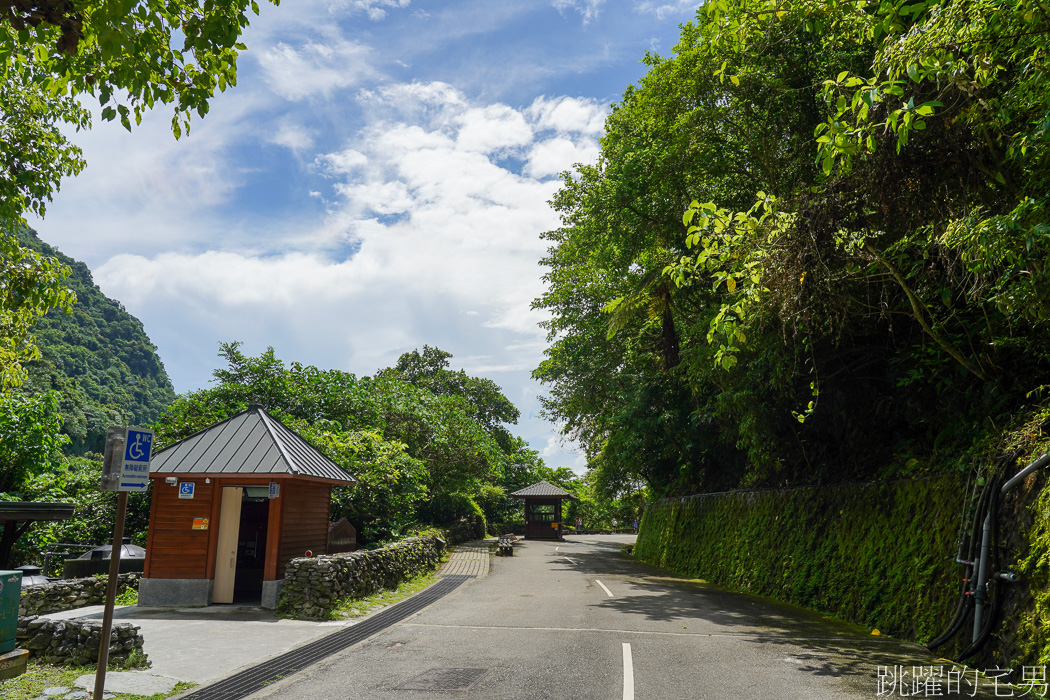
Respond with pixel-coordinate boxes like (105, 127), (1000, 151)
(179, 482), (195, 499)
(118, 427), (154, 492)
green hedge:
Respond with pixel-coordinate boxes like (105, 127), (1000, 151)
(635, 475), (967, 646)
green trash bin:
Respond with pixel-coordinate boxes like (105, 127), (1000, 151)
(0, 570), (22, 654)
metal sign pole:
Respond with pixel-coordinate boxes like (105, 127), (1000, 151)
(93, 490), (128, 698)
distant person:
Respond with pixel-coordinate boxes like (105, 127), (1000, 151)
(633, 520), (638, 533)
(611, 518), (617, 531)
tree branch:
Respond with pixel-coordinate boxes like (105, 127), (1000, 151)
(864, 242), (991, 382)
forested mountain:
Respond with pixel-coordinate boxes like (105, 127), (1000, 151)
(12, 225), (176, 454)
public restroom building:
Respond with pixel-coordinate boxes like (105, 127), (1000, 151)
(139, 406), (356, 608)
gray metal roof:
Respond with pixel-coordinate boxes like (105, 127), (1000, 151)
(0, 502), (76, 522)
(510, 481), (577, 499)
(150, 406), (356, 484)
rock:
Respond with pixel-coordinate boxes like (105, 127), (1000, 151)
(26, 633), (53, 650)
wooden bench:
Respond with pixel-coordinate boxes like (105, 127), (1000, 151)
(497, 535), (515, 556)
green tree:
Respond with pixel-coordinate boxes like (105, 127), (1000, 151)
(0, 230), (74, 389)
(379, 345), (520, 451)
(0, 390), (68, 566)
(1, 0), (277, 220)
(155, 343), (522, 542)
(1, 0), (279, 399)
(537, 0), (1050, 497)
(11, 456), (152, 570)
(0, 390), (66, 494)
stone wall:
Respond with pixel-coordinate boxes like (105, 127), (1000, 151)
(278, 535), (445, 619)
(19, 574), (139, 616)
(634, 469), (1050, 670)
(16, 617), (147, 667)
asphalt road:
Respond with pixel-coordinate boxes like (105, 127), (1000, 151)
(246, 535), (1003, 699)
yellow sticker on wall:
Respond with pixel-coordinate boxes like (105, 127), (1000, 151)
(192, 518), (210, 530)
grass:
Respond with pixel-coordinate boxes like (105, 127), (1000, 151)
(330, 569), (443, 620)
(115, 587), (139, 606)
(0, 660), (195, 699)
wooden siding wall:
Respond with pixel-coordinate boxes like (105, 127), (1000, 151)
(144, 478), (216, 579)
(277, 483), (332, 578)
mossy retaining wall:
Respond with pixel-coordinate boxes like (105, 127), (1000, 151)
(636, 470), (1050, 670)
(637, 476), (969, 649)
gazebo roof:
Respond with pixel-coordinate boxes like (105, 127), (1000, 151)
(0, 502), (76, 522)
(510, 481), (577, 500)
(150, 406), (356, 485)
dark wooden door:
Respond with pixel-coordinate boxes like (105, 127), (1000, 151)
(525, 499), (560, 539)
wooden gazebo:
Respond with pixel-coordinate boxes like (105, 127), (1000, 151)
(511, 481), (577, 540)
(139, 406), (355, 608)
(0, 503), (75, 569)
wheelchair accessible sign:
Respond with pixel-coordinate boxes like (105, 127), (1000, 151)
(119, 427), (154, 492)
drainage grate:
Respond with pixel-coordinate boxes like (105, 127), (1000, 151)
(397, 667), (491, 691)
(181, 575), (473, 700)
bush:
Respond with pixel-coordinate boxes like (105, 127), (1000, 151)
(419, 492), (486, 541)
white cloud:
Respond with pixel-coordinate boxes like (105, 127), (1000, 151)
(525, 137), (599, 178)
(20, 0), (704, 475)
(339, 0), (412, 21)
(633, 0), (698, 20)
(527, 95), (607, 136)
(257, 40), (375, 100)
(456, 105), (533, 154)
(93, 81), (601, 380)
(320, 149), (368, 174)
(542, 433), (588, 474)
(270, 122), (316, 151)
(553, 0), (607, 24)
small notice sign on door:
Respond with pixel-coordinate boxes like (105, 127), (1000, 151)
(192, 518), (209, 530)
(179, 482), (195, 499)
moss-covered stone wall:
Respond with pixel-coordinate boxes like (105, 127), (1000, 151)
(636, 475), (973, 651)
(636, 469), (1050, 670)
(277, 534), (445, 619)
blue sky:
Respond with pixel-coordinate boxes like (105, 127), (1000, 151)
(28, 0), (700, 472)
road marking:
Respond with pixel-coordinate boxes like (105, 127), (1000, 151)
(564, 557), (576, 565)
(622, 642), (634, 700)
(596, 579), (614, 597)
(410, 623), (869, 642)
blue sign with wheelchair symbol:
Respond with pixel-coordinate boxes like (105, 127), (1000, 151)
(124, 429), (153, 462)
(179, 482), (195, 499)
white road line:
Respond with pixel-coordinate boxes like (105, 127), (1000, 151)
(622, 642), (634, 700)
(564, 557), (576, 565)
(410, 623), (866, 641)
(596, 579), (614, 597)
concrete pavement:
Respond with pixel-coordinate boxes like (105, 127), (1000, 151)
(245, 535), (1005, 700)
(37, 539), (492, 692)
(43, 600), (356, 685)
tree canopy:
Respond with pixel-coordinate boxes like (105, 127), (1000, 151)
(155, 343), (548, 543)
(535, 0), (1050, 497)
